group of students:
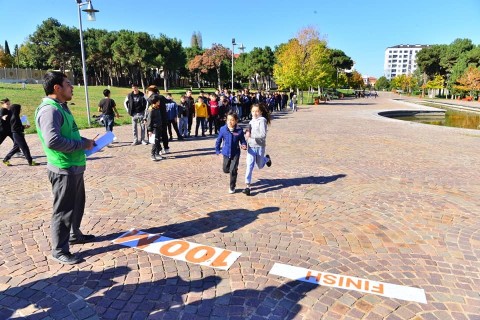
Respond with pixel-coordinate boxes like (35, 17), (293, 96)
(0, 98), (38, 166)
(116, 85), (276, 195)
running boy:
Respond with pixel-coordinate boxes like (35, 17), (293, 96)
(243, 103), (272, 196)
(215, 112), (247, 194)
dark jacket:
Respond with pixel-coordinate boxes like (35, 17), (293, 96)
(215, 124), (246, 159)
(0, 108), (12, 134)
(146, 106), (163, 132)
(126, 92), (146, 116)
(185, 96), (195, 117)
(10, 104), (25, 133)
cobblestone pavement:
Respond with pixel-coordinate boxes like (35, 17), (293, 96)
(0, 93), (479, 319)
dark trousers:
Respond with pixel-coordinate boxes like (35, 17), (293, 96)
(0, 132), (15, 148)
(48, 171), (86, 257)
(187, 114), (193, 135)
(195, 117), (206, 136)
(167, 119), (181, 139)
(160, 125), (169, 150)
(4, 132), (33, 163)
(208, 115), (219, 134)
(223, 153), (240, 190)
(151, 127), (163, 155)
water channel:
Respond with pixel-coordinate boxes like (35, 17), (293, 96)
(381, 101), (480, 130)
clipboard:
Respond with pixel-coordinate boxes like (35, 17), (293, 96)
(85, 131), (116, 157)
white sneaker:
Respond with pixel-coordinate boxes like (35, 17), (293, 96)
(155, 154), (163, 161)
(164, 148), (170, 154)
(229, 188), (235, 194)
(141, 140), (148, 145)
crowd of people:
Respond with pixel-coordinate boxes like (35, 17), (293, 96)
(0, 74), (299, 264)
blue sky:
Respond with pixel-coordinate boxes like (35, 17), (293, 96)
(1, 0), (479, 78)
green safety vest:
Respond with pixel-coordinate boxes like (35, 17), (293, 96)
(35, 98), (86, 168)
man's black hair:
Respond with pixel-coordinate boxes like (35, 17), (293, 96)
(43, 71), (67, 95)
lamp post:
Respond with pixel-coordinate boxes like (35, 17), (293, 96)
(231, 38), (236, 92)
(76, 0), (98, 126)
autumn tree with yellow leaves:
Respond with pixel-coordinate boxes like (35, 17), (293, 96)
(454, 66), (480, 97)
(273, 27), (334, 92)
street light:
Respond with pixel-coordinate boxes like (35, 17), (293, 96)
(76, 0), (99, 126)
(231, 38), (236, 92)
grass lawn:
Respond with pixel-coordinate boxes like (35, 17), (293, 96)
(0, 84), (216, 134)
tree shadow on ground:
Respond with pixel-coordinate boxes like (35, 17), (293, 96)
(0, 264), (317, 319)
(249, 174), (347, 196)
(81, 206), (279, 258)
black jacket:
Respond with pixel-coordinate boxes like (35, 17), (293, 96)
(146, 106), (164, 132)
(126, 92), (146, 116)
(0, 108), (12, 134)
(9, 104), (24, 133)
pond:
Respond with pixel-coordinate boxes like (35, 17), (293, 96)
(380, 108), (480, 130)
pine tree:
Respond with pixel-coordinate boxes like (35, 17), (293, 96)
(4, 40), (11, 55)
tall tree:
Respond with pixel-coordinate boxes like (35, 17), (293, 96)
(329, 49), (354, 88)
(374, 76), (390, 90)
(248, 47), (275, 89)
(112, 30), (153, 87)
(0, 47), (13, 67)
(454, 66), (480, 97)
(348, 71), (364, 89)
(274, 27), (333, 92)
(4, 41), (11, 55)
(152, 34), (186, 91)
(190, 31), (203, 49)
(416, 45), (447, 79)
(25, 18), (79, 72)
(84, 28), (116, 85)
(201, 44), (231, 90)
(440, 38), (474, 74)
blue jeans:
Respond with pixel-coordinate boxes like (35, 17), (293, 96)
(245, 146), (267, 184)
(104, 114), (114, 132)
(178, 117), (188, 137)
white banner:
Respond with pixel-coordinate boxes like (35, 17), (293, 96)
(113, 229), (241, 271)
(269, 263), (427, 304)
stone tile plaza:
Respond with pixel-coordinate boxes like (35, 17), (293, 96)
(0, 94), (479, 319)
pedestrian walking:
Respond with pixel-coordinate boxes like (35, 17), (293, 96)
(2, 103), (38, 166)
(98, 89), (120, 132)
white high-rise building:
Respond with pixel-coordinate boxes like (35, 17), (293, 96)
(384, 44), (428, 80)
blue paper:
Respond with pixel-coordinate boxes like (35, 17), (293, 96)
(85, 131), (115, 157)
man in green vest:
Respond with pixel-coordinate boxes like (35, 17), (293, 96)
(35, 71), (96, 265)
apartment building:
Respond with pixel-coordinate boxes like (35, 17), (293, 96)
(384, 44), (428, 80)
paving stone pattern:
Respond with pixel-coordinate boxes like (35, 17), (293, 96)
(0, 93), (479, 319)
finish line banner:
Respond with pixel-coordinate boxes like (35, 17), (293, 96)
(269, 263), (427, 304)
(112, 229), (241, 270)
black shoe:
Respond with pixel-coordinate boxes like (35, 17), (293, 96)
(265, 155), (272, 167)
(52, 253), (80, 265)
(69, 234), (95, 245)
(242, 188), (251, 196)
